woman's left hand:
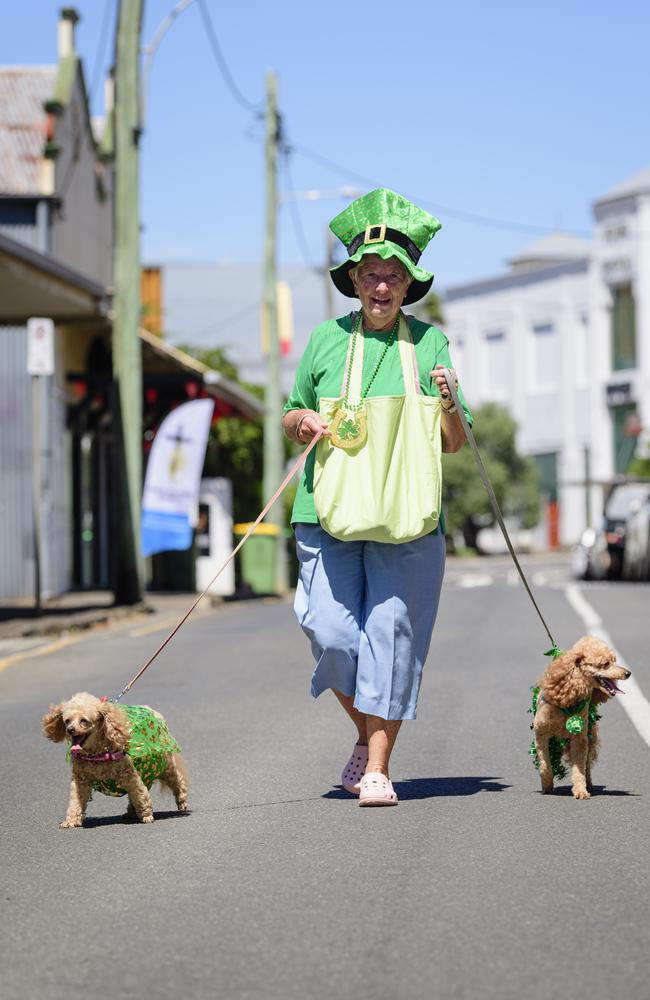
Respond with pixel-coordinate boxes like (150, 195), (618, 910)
(430, 364), (458, 402)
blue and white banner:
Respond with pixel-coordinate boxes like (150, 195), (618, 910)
(141, 398), (214, 557)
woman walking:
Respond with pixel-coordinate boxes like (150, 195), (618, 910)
(282, 189), (471, 806)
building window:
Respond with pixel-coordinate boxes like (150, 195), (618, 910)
(485, 331), (507, 396)
(574, 313), (589, 388)
(611, 285), (636, 371)
(533, 452), (558, 502)
(612, 403), (639, 474)
(531, 322), (558, 390)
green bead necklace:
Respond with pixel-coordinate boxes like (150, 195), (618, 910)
(330, 312), (400, 449)
(343, 312), (400, 411)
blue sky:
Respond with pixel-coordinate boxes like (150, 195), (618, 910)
(2, 0), (649, 292)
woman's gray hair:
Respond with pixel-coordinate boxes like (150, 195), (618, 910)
(350, 257), (413, 285)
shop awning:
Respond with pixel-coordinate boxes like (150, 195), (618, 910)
(0, 231), (107, 322)
(139, 327), (264, 420)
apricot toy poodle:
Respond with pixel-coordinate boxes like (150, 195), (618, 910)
(42, 692), (189, 827)
(531, 636), (630, 799)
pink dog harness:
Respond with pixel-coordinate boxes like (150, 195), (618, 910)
(70, 747), (126, 762)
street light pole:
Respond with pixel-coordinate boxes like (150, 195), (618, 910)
(262, 70), (288, 594)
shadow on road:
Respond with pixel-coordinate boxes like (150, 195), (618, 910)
(394, 776), (512, 798)
(81, 810), (192, 827)
(543, 785), (639, 797)
(323, 776), (511, 800)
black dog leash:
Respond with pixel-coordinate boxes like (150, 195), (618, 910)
(441, 369), (560, 656)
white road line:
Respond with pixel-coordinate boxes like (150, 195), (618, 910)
(457, 574), (493, 588)
(564, 582), (650, 749)
(507, 569), (519, 587)
(0, 634), (85, 673)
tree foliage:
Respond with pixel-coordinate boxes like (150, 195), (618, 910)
(177, 343), (240, 383)
(628, 455), (650, 478)
(442, 403), (541, 550)
(415, 290), (445, 326)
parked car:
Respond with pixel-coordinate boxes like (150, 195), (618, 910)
(572, 525), (609, 580)
(573, 480), (650, 580)
(622, 493), (650, 581)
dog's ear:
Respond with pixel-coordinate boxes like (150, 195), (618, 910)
(42, 704), (66, 742)
(97, 702), (130, 751)
(544, 650), (591, 707)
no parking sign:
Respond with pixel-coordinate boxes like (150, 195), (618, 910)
(27, 317), (55, 375)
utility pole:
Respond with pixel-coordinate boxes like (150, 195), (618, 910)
(112, 0), (145, 603)
(262, 70), (288, 594)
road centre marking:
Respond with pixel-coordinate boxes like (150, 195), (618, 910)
(0, 634), (84, 674)
(457, 574), (493, 588)
(129, 608), (210, 638)
(564, 583), (650, 750)
(0, 604), (214, 674)
(129, 615), (188, 638)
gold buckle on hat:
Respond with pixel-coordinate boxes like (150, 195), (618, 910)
(364, 223), (386, 244)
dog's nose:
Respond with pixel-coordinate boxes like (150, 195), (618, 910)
(66, 725), (76, 733)
(624, 669), (631, 679)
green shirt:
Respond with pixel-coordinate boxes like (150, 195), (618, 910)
(283, 312), (472, 529)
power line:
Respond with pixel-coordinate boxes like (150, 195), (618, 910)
(189, 10), (576, 240)
(89, 0), (117, 104)
(280, 142), (321, 272)
(176, 266), (315, 345)
(195, 0), (264, 114)
(291, 142), (591, 238)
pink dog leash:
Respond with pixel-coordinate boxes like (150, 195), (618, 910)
(114, 429), (324, 702)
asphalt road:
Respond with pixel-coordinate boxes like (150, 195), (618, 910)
(2, 556), (649, 1000)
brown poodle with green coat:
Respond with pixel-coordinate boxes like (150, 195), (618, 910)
(532, 636), (630, 799)
(43, 692), (189, 827)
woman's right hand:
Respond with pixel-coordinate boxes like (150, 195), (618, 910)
(294, 409), (330, 444)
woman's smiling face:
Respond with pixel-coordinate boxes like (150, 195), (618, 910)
(350, 255), (412, 330)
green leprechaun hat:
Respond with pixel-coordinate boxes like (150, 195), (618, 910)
(329, 188), (441, 305)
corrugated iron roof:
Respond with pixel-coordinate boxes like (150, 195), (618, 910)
(0, 67), (56, 195)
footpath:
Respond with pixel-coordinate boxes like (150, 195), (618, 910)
(0, 591), (218, 669)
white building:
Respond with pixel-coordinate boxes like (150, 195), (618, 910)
(442, 166), (650, 547)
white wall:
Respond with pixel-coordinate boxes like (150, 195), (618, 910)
(443, 266), (590, 547)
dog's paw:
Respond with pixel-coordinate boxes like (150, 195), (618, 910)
(141, 814), (154, 823)
(572, 789), (591, 800)
(59, 818), (83, 829)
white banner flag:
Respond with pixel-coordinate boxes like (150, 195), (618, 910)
(141, 398), (214, 557)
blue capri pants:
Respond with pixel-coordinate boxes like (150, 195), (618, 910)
(293, 524), (446, 721)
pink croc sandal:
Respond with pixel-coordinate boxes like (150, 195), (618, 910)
(341, 743), (369, 795)
(358, 772), (398, 807)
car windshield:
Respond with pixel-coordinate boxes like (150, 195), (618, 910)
(606, 484), (650, 519)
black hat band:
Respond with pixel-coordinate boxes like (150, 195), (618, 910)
(347, 226), (422, 265)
